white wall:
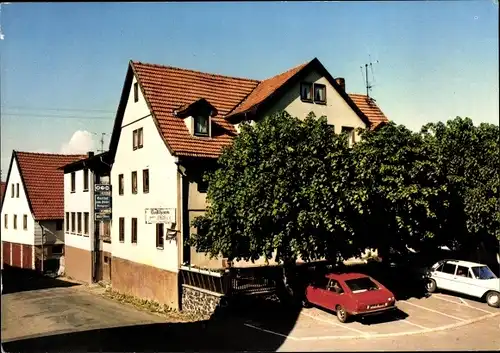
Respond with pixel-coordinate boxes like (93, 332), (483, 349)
(63, 169), (93, 251)
(262, 70), (367, 137)
(0, 157), (36, 245)
(111, 74), (179, 272)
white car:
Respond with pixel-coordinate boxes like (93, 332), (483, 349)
(426, 259), (500, 308)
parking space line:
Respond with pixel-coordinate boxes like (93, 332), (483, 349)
(433, 294), (493, 314)
(399, 319), (428, 330)
(300, 311), (370, 337)
(404, 301), (466, 321)
(243, 323), (299, 341)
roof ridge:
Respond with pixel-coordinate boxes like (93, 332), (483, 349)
(14, 150), (87, 157)
(131, 60), (261, 83)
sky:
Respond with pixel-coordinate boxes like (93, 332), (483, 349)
(0, 1), (498, 178)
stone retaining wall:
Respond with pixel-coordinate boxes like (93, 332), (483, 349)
(181, 284), (225, 318)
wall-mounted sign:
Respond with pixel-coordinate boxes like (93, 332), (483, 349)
(95, 184), (112, 220)
(145, 208), (176, 225)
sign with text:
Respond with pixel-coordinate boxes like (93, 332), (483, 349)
(145, 208), (176, 225)
(95, 184), (112, 220)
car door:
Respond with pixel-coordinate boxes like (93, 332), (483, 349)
(322, 279), (347, 311)
(465, 268), (489, 298)
(449, 265), (472, 295)
(433, 261), (457, 290)
(307, 276), (330, 307)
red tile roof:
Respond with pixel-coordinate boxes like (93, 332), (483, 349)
(131, 60), (389, 159)
(133, 62), (259, 158)
(348, 94), (389, 129)
(15, 152), (86, 220)
(226, 61), (309, 117)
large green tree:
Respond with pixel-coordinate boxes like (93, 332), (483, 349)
(190, 111), (357, 268)
(347, 122), (450, 259)
(421, 117), (500, 251)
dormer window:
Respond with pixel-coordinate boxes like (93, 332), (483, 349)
(175, 98), (217, 138)
(194, 115), (209, 136)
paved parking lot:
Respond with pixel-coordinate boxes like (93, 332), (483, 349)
(243, 292), (500, 341)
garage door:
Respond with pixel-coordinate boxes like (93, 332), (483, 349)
(11, 243), (21, 268)
(2, 242), (11, 266)
(22, 244), (32, 269)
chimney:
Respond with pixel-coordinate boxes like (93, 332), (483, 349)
(335, 77), (345, 91)
(87, 151), (94, 158)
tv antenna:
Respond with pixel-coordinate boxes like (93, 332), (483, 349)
(91, 132), (109, 153)
(360, 55), (379, 99)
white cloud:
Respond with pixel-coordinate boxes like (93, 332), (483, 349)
(60, 130), (95, 155)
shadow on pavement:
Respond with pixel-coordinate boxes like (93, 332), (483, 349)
(2, 265), (80, 294)
(2, 294), (301, 352)
(357, 307), (409, 325)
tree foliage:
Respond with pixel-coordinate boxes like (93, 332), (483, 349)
(347, 122), (450, 257)
(421, 117), (500, 245)
(190, 111), (356, 264)
(190, 112), (499, 267)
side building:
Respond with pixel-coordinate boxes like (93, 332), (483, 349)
(61, 151), (112, 283)
(1, 151), (85, 272)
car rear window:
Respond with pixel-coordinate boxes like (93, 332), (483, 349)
(345, 277), (379, 293)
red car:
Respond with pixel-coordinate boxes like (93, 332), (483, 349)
(303, 272), (396, 323)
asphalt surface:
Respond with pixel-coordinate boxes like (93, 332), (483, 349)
(1, 268), (499, 352)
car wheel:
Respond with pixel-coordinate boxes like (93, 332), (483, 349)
(426, 279), (437, 293)
(336, 305), (349, 323)
(485, 291), (500, 308)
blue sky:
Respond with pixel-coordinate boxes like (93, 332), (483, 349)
(1, 1), (498, 178)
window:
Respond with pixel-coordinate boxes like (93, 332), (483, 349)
(143, 169), (149, 193)
(71, 212), (76, 232)
(345, 277), (379, 292)
(156, 223), (164, 249)
(456, 265), (469, 277)
(71, 172), (76, 192)
(4, 214), (7, 228)
(118, 174), (124, 195)
(56, 220), (63, 231)
(13, 214), (17, 229)
(131, 218), (137, 244)
(133, 82), (139, 103)
(16, 183), (19, 198)
(133, 128), (144, 150)
(133, 129), (138, 150)
(83, 169), (89, 192)
(77, 212), (82, 233)
(300, 82), (313, 102)
(341, 126), (356, 147)
(131, 171), (138, 194)
(313, 83), (326, 104)
(471, 266), (497, 280)
(138, 128), (143, 148)
(23, 214), (28, 230)
(66, 212), (70, 231)
(11, 184), (14, 198)
(194, 116), (209, 136)
(119, 217), (125, 242)
(84, 212), (89, 235)
(327, 280), (344, 294)
(441, 262), (457, 275)
(104, 255), (110, 264)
